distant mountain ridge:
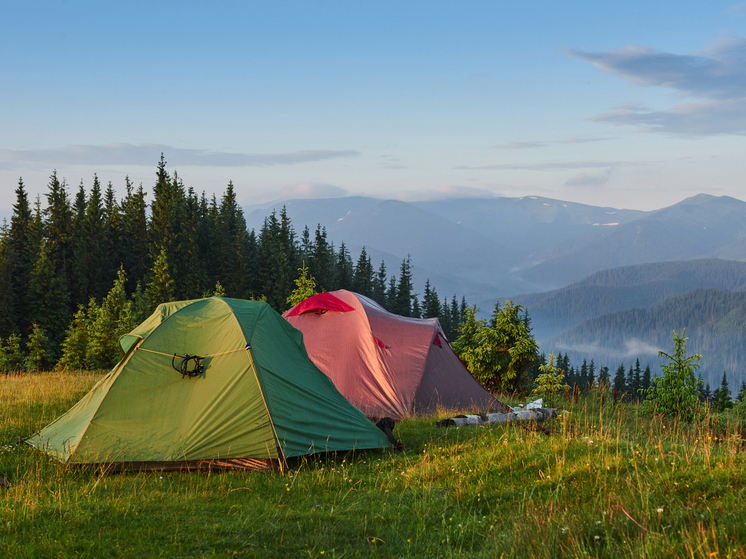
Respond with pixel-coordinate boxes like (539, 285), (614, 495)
(245, 193), (746, 304)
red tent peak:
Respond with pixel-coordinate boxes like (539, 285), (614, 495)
(285, 292), (356, 317)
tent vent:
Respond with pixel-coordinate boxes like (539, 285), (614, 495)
(172, 354), (205, 379)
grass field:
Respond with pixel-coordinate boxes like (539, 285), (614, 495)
(1, 371), (745, 558)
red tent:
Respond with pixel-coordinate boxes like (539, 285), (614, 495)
(283, 290), (510, 419)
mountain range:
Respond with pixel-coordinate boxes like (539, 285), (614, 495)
(245, 193), (746, 386)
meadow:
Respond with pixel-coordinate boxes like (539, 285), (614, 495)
(1, 371), (745, 558)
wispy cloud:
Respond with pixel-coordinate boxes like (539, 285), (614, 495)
(564, 167), (613, 187)
(566, 38), (746, 134)
(395, 185), (497, 201)
(456, 160), (625, 171)
(0, 143), (360, 168)
(278, 182), (348, 200)
(492, 137), (609, 149)
(493, 141), (546, 150)
(728, 4), (746, 14)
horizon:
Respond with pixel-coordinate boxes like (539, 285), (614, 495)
(3, 2), (746, 212)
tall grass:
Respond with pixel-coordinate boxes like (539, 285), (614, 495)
(1, 372), (745, 558)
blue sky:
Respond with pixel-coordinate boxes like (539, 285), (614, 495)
(2, 1), (746, 212)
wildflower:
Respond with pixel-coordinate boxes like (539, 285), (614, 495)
(657, 508), (664, 514)
(595, 536), (600, 540)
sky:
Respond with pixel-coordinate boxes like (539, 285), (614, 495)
(3, 1), (746, 213)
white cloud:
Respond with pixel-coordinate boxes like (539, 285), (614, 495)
(566, 37), (746, 135)
(0, 143), (360, 168)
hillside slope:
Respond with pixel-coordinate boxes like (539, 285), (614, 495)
(503, 259), (746, 341)
(543, 288), (746, 386)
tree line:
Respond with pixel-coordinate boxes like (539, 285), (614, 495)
(0, 156), (472, 371)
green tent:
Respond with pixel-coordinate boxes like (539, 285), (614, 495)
(27, 297), (391, 472)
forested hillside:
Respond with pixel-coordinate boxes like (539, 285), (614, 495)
(545, 288), (746, 386)
(0, 159), (467, 370)
(505, 259), (746, 341)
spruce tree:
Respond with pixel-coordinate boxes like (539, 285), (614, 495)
(613, 363), (627, 394)
(7, 179), (33, 336)
(286, 262), (317, 308)
(43, 171), (73, 310)
(422, 280), (441, 319)
(58, 305), (90, 370)
(712, 372), (733, 412)
(0, 333), (25, 371)
(309, 225), (334, 292)
(642, 365), (652, 392)
(146, 249), (176, 309)
(27, 238), (70, 355)
(120, 178), (150, 293)
(335, 242), (354, 291)
(371, 261), (387, 305)
(24, 324), (54, 371)
(353, 246), (374, 297)
(598, 366), (611, 388)
(439, 296), (453, 340)
(259, 211), (293, 311)
(411, 294), (421, 318)
(392, 256), (413, 317)
(386, 276), (397, 312)
(0, 223), (16, 338)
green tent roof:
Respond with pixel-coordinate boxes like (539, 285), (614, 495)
(28, 298), (391, 471)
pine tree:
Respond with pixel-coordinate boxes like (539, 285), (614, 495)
(450, 296), (459, 335)
(392, 256), (413, 317)
(0, 333), (25, 371)
(87, 268), (135, 369)
(371, 261), (387, 306)
(146, 248), (176, 309)
(120, 178), (150, 293)
(335, 242), (354, 291)
(598, 366), (611, 388)
(58, 305), (90, 370)
(422, 280), (441, 319)
(7, 179), (33, 336)
(386, 275), (397, 312)
(76, 175), (108, 303)
(43, 171), (73, 312)
(353, 247), (373, 297)
(712, 372), (733, 412)
(103, 181), (123, 282)
(0, 223), (16, 339)
(27, 238), (70, 355)
(411, 294), (421, 318)
(259, 211), (293, 311)
(642, 365), (652, 392)
(737, 381), (746, 403)
(309, 225), (334, 292)
(286, 262), (317, 308)
(439, 296), (453, 340)
(703, 383), (713, 403)
(24, 324), (54, 371)
(613, 363), (627, 394)
(580, 359), (589, 390)
(632, 359), (643, 398)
